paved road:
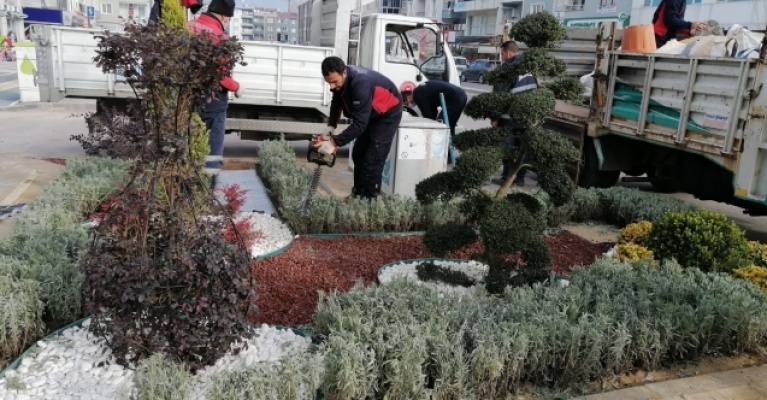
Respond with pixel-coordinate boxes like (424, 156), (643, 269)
(0, 60), (19, 107)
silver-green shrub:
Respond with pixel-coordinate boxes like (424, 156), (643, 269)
(258, 139), (462, 234)
(122, 353), (193, 400)
(313, 259), (767, 397)
(207, 349), (324, 400)
(0, 274), (44, 360)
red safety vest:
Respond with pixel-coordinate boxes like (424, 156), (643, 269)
(653, 1), (686, 37)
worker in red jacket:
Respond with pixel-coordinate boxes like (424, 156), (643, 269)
(653, 0), (706, 48)
(188, 0), (243, 188)
(314, 56), (403, 199)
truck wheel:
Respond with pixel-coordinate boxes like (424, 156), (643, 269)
(461, 73), (466, 82)
(479, 74), (485, 84)
(579, 139), (619, 188)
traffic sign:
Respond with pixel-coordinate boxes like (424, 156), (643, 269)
(86, 6), (95, 18)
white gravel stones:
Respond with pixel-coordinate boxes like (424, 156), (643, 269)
(238, 212), (293, 259)
(0, 320), (312, 400)
(378, 259), (489, 296)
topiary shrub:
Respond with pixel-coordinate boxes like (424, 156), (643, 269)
(545, 77), (586, 102)
(422, 223), (477, 257)
(415, 12), (578, 293)
(416, 261), (477, 287)
(480, 201), (550, 293)
(647, 210), (751, 273)
(79, 15), (255, 372)
(618, 221), (652, 246)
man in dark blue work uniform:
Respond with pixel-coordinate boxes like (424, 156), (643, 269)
(492, 40), (538, 186)
(314, 56), (403, 199)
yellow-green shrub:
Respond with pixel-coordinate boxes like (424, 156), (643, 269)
(733, 265), (767, 292)
(647, 210), (750, 273)
(613, 242), (654, 264)
(618, 221), (652, 246)
(747, 241), (767, 268)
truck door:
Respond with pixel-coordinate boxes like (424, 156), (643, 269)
(378, 25), (447, 89)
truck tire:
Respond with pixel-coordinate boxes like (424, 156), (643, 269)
(479, 74), (485, 84)
(461, 73), (466, 82)
(579, 138), (619, 188)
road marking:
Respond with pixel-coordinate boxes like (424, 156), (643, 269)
(0, 80), (18, 91)
(1, 170), (38, 206)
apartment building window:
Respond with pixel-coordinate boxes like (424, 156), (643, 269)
(600, 0), (615, 5)
(565, 0), (584, 11)
(530, 3), (545, 13)
(382, 0), (401, 14)
(101, 3), (112, 14)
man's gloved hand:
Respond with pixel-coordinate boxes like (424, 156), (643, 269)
(234, 84), (244, 98)
(313, 135), (337, 155)
(320, 125), (334, 139)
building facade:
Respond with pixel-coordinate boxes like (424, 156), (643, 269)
(630, 0), (766, 31)
(20, 0), (151, 32)
(539, 0), (632, 28)
(238, 6), (297, 43)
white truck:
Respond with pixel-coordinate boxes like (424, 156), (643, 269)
(30, 0), (459, 140)
(545, 23), (767, 215)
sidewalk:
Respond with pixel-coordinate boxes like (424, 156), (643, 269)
(580, 364), (767, 400)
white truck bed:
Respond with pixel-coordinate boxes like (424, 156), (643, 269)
(32, 25), (333, 113)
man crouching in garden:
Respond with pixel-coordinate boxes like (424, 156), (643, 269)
(313, 56), (403, 199)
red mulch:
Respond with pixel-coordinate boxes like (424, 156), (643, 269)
(42, 158), (67, 166)
(252, 232), (614, 326)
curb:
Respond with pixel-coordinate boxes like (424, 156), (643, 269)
(1, 100), (97, 112)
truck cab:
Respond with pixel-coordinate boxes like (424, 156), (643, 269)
(311, 0), (459, 88)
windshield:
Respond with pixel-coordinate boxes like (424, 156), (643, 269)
(455, 58), (467, 66)
(385, 25), (439, 65)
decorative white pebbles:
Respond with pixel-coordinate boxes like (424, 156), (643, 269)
(0, 321), (311, 400)
(239, 212), (294, 259)
(378, 259), (489, 295)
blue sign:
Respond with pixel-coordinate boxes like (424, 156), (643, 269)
(87, 6), (95, 18)
(22, 7), (64, 25)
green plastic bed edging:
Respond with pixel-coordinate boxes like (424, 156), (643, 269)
(304, 231), (426, 238)
(0, 319), (312, 381)
(254, 236), (294, 261)
(0, 317), (88, 380)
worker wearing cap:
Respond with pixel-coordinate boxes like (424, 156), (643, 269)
(188, 0), (244, 188)
(400, 80), (467, 137)
(314, 56), (403, 199)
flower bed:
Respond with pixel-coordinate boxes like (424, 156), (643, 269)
(252, 232), (612, 326)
